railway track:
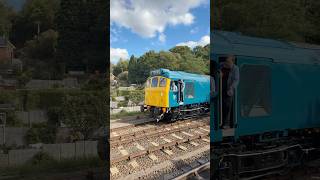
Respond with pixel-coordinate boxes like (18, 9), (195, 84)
(112, 144), (210, 180)
(110, 117), (209, 147)
(110, 114), (209, 133)
(110, 117), (209, 163)
(173, 162), (210, 180)
(110, 116), (210, 179)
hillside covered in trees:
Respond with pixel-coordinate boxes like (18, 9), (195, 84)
(212, 0), (320, 44)
(0, 0), (107, 79)
(111, 45), (210, 85)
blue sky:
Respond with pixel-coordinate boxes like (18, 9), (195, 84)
(110, 0), (210, 64)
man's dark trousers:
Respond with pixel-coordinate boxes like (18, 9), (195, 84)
(222, 95), (233, 127)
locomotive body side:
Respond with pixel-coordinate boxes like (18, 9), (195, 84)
(144, 69), (210, 121)
(210, 31), (320, 179)
(211, 31), (320, 143)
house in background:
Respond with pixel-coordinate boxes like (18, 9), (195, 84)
(0, 37), (15, 64)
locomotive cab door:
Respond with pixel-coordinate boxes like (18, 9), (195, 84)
(170, 81), (179, 104)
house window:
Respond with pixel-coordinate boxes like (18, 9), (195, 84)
(151, 77), (158, 87)
(185, 82), (195, 98)
(240, 65), (272, 117)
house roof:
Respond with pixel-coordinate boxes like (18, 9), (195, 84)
(211, 31), (320, 65)
(0, 38), (5, 46)
(0, 37), (15, 49)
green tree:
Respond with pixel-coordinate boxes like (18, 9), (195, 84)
(16, 69), (32, 88)
(11, 0), (60, 47)
(23, 29), (58, 59)
(0, 1), (14, 37)
(55, 0), (107, 73)
(61, 92), (107, 139)
(117, 71), (128, 86)
(113, 59), (128, 76)
(126, 45), (210, 84)
(214, 0), (320, 44)
(305, 0), (320, 43)
(193, 45), (210, 61)
(128, 55), (138, 84)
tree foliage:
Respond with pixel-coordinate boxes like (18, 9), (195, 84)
(55, 0), (107, 73)
(23, 29), (58, 59)
(11, 0), (60, 47)
(214, 0), (320, 44)
(127, 45), (210, 84)
(25, 123), (56, 144)
(61, 91), (107, 139)
(0, 1), (14, 37)
(112, 59), (128, 77)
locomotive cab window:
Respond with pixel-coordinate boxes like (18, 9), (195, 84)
(185, 82), (195, 98)
(240, 65), (272, 117)
(151, 77), (158, 87)
(146, 78), (151, 88)
(159, 77), (166, 87)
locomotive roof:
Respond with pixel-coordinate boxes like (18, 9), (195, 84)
(211, 31), (320, 65)
(150, 69), (209, 82)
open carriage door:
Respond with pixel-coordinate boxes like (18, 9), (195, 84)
(218, 56), (238, 129)
(210, 56), (224, 142)
(211, 55), (239, 142)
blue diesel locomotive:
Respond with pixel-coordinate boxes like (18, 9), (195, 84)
(210, 31), (320, 179)
(143, 69), (210, 121)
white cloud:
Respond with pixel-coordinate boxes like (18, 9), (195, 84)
(158, 33), (166, 43)
(110, 27), (119, 43)
(110, 0), (207, 40)
(110, 48), (129, 64)
(176, 35), (210, 48)
(190, 27), (199, 34)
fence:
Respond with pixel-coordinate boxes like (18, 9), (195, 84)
(25, 78), (79, 89)
(0, 127), (29, 146)
(0, 141), (98, 167)
(16, 110), (48, 125)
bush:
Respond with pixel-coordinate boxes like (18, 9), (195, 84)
(25, 123), (56, 144)
(47, 107), (62, 126)
(128, 90), (144, 104)
(30, 152), (55, 165)
(81, 78), (107, 91)
(118, 101), (128, 107)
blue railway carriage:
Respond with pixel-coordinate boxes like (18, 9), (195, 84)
(143, 69), (210, 121)
(210, 31), (320, 179)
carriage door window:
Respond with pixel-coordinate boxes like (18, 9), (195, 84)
(185, 82), (195, 98)
(240, 65), (271, 117)
(151, 77), (158, 87)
